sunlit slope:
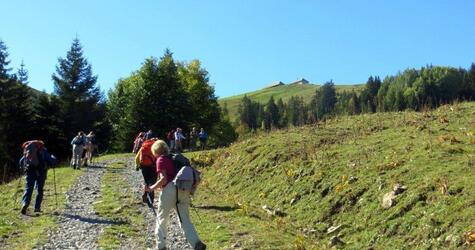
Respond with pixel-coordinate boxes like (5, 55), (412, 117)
(219, 83), (363, 121)
(198, 102), (475, 248)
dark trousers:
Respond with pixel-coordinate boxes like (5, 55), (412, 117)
(22, 169), (47, 210)
(141, 166), (158, 203)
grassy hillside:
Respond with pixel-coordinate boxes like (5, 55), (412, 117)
(219, 83), (363, 122)
(190, 102), (475, 249)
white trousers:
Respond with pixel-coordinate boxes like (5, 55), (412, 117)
(72, 144), (83, 167)
(156, 182), (200, 249)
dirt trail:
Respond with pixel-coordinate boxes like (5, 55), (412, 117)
(39, 156), (193, 249)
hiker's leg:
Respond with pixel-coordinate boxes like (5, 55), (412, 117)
(34, 172), (46, 210)
(22, 172), (35, 208)
(177, 189), (201, 247)
(156, 183), (174, 249)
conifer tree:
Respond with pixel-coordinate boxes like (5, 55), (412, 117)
(17, 60), (29, 84)
(52, 38), (103, 139)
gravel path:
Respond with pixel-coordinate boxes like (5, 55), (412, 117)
(122, 157), (193, 250)
(39, 164), (109, 250)
(39, 156), (194, 250)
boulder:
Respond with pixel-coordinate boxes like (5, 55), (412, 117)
(382, 191), (397, 209)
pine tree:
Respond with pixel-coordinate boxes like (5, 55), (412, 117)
(52, 38), (103, 139)
(17, 60), (29, 84)
(0, 40), (12, 79)
(0, 40), (34, 169)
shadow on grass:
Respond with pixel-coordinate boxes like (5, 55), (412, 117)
(193, 204), (239, 212)
(62, 213), (127, 225)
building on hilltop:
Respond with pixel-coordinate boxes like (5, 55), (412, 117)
(289, 78), (309, 85)
(264, 81), (285, 89)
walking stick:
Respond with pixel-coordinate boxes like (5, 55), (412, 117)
(53, 165), (58, 208)
(14, 170), (23, 204)
(146, 192), (157, 216)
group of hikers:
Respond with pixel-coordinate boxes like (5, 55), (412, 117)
(70, 131), (97, 169)
(17, 128), (207, 250)
(133, 127), (208, 154)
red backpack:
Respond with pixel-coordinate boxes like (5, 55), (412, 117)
(22, 140), (45, 167)
(139, 139), (157, 167)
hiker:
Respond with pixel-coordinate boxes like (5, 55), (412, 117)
(174, 128), (186, 153)
(189, 127), (197, 151)
(144, 129), (153, 140)
(84, 131), (96, 166)
(71, 131), (86, 169)
(19, 140), (57, 214)
(198, 128), (208, 150)
(145, 140), (206, 250)
(167, 129), (175, 152)
(133, 132), (145, 154)
(135, 138), (158, 204)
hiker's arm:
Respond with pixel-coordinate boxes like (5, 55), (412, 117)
(147, 171), (166, 191)
(134, 149), (141, 170)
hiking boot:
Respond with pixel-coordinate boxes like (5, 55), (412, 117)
(195, 241), (206, 250)
(20, 205), (27, 215)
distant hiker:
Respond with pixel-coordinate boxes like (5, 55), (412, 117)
(133, 132), (145, 154)
(71, 131), (86, 169)
(145, 140), (206, 250)
(144, 129), (153, 140)
(174, 128), (186, 153)
(189, 127), (197, 151)
(167, 129), (175, 152)
(135, 138), (158, 204)
(198, 128), (208, 150)
(19, 140), (57, 214)
(84, 131), (96, 166)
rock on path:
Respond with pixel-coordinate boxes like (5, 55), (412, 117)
(122, 157), (193, 250)
(39, 164), (109, 250)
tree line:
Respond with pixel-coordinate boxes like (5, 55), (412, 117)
(0, 39), (234, 182)
(0, 38), (108, 181)
(236, 65), (475, 132)
(107, 49), (236, 152)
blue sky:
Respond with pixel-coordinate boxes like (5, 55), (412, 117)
(1, 1), (474, 98)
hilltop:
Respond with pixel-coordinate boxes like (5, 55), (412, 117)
(218, 82), (363, 121)
(190, 102), (475, 249)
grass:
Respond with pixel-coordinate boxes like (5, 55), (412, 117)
(94, 160), (146, 249)
(219, 83), (364, 121)
(188, 102), (475, 249)
(0, 165), (82, 249)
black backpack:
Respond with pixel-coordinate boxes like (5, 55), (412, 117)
(168, 153), (191, 173)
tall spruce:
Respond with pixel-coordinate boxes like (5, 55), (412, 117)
(0, 40), (34, 170)
(52, 38), (102, 139)
(17, 60), (29, 84)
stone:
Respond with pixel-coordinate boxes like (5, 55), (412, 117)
(393, 183), (407, 195)
(382, 191), (397, 209)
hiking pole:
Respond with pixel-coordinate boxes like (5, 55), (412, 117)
(146, 192), (157, 216)
(14, 169), (23, 204)
(53, 165), (58, 208)
(190, 203), (203, 223)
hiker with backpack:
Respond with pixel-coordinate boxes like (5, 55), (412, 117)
(144, 140), (206, 250)
(135, 138), (158, 204)
(133, 132), (145, 154)
(71, 131), (86, 169)
(84, 131), (96, 166)
(167, 129), (175, 152)
(19, 140), (57, 214)
(189, 127), (197, 151)
(174, 128), (186, 153)
(198, 128), (208, 150)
